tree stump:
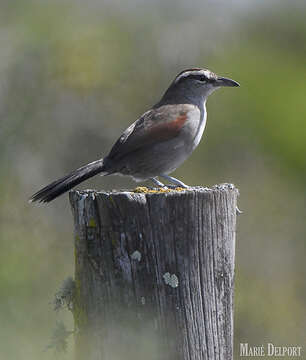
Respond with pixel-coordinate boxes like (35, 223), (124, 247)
(69, 184), (238, 360)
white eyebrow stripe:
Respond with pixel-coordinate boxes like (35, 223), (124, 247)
(174, 69), (212, 83)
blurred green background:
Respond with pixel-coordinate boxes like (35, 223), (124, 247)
(1, 0), (305, 358)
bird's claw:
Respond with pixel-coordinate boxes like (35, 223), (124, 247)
(236, 206), (243, 215)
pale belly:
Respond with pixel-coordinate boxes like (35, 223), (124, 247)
(192, 108), (207, 151)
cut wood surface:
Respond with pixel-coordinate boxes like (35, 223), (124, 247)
(69, 184), (238, 360)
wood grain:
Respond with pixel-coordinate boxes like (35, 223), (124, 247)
(69, 184), (238, 360)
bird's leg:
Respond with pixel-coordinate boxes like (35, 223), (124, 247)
(151, 177), (168, 188)
(160, 175), (189, 188)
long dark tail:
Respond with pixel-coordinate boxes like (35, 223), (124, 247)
(30, 159), (106, 203)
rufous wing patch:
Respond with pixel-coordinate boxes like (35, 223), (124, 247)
(167, 113), (188, 131)
(149, 112), (187, 141)
(107, 111), (188, 160)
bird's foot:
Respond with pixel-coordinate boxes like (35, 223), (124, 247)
(159, 175), (189, 188)
(151, 177), (168, 188)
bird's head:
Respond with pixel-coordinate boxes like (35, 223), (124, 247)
(160, 68), (239, 105)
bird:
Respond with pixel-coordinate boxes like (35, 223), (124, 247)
(30, 68), (239, 203)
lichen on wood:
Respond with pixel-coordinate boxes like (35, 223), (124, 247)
(70, 184), (238, 360)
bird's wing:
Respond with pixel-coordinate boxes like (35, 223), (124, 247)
(107, 104), (193, 161)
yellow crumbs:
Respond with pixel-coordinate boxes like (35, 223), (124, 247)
(133, 186), (186, 194)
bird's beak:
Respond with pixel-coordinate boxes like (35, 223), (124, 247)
(215, 76), (240, 87)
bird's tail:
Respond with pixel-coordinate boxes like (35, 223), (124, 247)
(29, 159), (106, 203)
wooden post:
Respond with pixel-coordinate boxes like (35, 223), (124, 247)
(69, 184), (238, 360)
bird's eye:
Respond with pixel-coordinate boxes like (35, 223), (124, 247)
(199, 75), (207, 82)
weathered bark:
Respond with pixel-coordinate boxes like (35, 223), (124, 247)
(69, 184), (238, 360)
